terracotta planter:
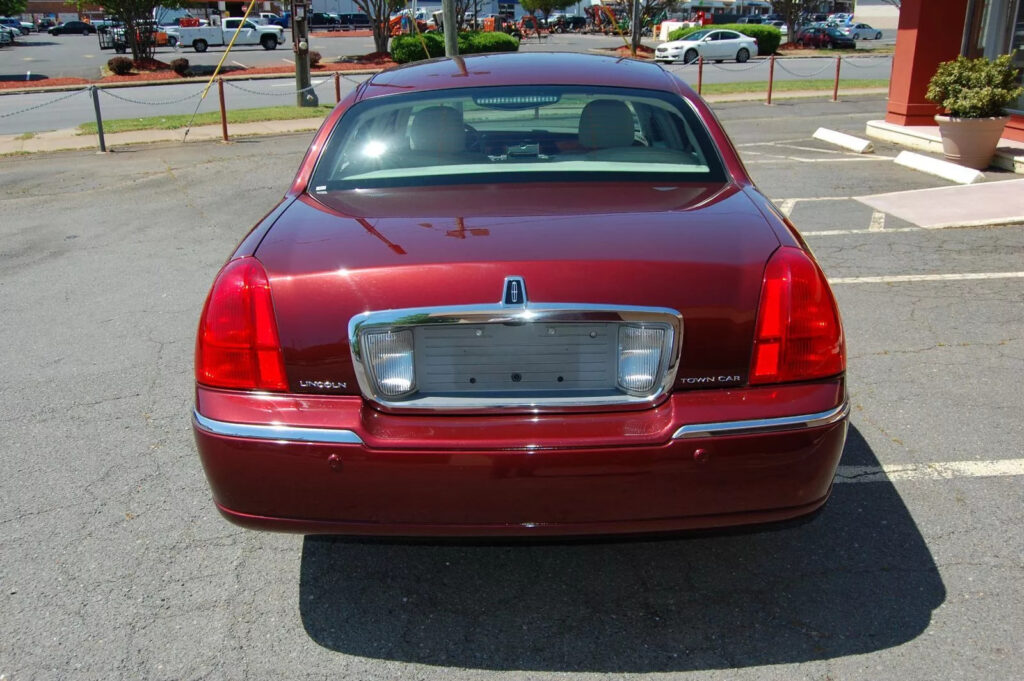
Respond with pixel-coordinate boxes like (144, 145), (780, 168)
(934, 115), (1009, 170)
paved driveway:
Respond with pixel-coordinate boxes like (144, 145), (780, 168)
(1, 95), (1021, 680)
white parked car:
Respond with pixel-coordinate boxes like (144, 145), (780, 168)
(655, 29), (758, 64)
(839, 23), (883, 40)
(767, 20), (789, 41)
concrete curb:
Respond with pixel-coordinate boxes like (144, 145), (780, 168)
(894, 151), (985, 184)
(813, 127), (874, 153)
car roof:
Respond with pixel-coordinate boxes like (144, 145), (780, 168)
(361, 53), (678, 100)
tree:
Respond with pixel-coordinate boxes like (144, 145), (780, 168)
(629, 0), (678, 54)
(0, 0), (27, 17)
(770, 0), (808, 44)
(352, 0), (405, 54)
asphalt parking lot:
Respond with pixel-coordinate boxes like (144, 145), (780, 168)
(1, 95), (1021, 680)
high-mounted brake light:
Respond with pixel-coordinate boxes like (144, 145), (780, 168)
(195, 257), (288, 391)
(750, 247), (844, 385)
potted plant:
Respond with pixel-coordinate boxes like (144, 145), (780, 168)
(926, 54), (1023, 170)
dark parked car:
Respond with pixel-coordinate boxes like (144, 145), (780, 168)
(192, 52), (848, 538)
(309, 12), (340, 29)
(48, 20), (97, 35)
(550, 15), (587, 32)
(795, 26), (856, 49)
(337, 12), (371, 29)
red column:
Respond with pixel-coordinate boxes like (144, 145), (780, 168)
(885, 0), (969, 126)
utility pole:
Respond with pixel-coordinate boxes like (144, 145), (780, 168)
(291, 0), (318, 107)
(441, 0), (458, 56)
(630, 0), (640, 55)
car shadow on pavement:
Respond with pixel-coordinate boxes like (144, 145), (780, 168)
(298, 425), (945, 672)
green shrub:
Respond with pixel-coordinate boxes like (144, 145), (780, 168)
(107, 57), (134, 75)
(391, 32), (445, 63)
(667, 24), (780, 56)
(460, 31), (519, 55)
(169, 57), (190, 76)
(926, 54), (1023, 118)
(391, 31), (519, 64)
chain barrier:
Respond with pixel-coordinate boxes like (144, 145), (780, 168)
(223, 79), (326, 97)
(841, 55), (893, 70)
(774, 59), (837, 78)
(0, 87), (87, 119)
(705, 59), (768, 73)
(100, 86), (204, 106)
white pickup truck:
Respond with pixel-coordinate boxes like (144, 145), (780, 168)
(166, 18), (285, 52)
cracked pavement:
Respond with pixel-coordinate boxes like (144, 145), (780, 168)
(0, 95), (1021, 680)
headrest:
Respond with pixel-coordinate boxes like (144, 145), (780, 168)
(409, 106), (466, 153)
(578, 100), (635, 149)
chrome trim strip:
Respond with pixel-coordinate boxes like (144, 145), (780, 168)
(348, 302), (684, 413)
(193, 411), (365, 445)
(671, 401), (850, 440)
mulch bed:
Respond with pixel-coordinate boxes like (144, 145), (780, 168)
(0, 55), (395, 90)
(607, 45), (656, 60)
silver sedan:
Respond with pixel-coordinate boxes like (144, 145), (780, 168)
(655, 29), (758, 64)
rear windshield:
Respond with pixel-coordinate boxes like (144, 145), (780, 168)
(309, 85), (726, 191)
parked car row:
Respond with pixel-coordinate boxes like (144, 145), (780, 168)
(308, 12), (371, 30)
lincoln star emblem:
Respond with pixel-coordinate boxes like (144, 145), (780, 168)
(502, 276), (527, 306)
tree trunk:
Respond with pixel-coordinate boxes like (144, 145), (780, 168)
(372, 19), (389, 54)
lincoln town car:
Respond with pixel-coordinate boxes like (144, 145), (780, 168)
(192, 53), (847, 537)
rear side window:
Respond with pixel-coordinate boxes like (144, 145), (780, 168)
(310, 85), (726, 191)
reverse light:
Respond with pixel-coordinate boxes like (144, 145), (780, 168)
(362, 329), (416, 397)
(195, 257), (288, 391)
(617, 325), (667, 395)
(750, 247), (845, 385)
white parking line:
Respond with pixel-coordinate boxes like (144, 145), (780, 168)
(828, 272), (1024, 284)
(835, 459), (1024, 483)
(232, 60), (247, 68)
(777, 199), (797, 217)
(868, 211), (886, 231)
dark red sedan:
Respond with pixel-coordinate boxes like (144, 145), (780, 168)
(193, 52), (847, 537)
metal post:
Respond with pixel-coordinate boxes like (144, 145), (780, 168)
(90, 86), (106, 153)
(334, 71), (341, 103)
(832, 56), (841, 102)
(292, 0), (317, 106)
(766, 55), (775, 105)
(697, 56), (703, 95)
(441, 0), (458, 56)
(218, 77), (229, 142)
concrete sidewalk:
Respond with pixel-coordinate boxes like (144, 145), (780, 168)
(0, 88), (888, 155)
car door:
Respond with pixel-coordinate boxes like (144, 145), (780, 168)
(703, 31), (724, 59)
(718, 30), (742, 58)
(239, 20), (258, 43)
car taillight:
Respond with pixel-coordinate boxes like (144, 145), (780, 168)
(750, 247), (844, 385)
(195, 257), (287, 391)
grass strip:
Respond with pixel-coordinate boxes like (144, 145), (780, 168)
(78, 104), (334, 135)
(699, 78), (888, 95)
